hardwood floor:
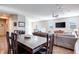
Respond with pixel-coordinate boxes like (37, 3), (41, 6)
(0, 38), (74, 54)
(0, 37), (8, 54)
(53, 46), (74, 54)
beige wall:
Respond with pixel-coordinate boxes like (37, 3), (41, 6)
(8, 14), (31, 35)
(8, 15), (26, 33)
(32, 16), (79, 33)
(9, 15), (18, 33)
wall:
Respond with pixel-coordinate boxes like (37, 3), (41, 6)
(8, 13), (32, 35)
(17, 15), (25, 31)
(25, 17), (31, 35)
(52, 16), (79, 32)
(32, 21), (48, 32)
(31, 16), (79, 33)
(8, 14), (26, 34)
(9, 15), (18, 33)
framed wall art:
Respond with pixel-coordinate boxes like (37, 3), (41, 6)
(18, 22), (25, 27)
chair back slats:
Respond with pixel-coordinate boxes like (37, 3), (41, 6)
(11, 33), (14, 53)
(46, 34), (49, 54)
(13, 33), (18, 54)
(11, 33), (18, 54)
(6, 32), (18, 54)
(6, 32), (11, 54)
(46, 34), (54, 54)
(49, 34), (54, 54)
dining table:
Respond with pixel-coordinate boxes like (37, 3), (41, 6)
(17, 35), (47, 54)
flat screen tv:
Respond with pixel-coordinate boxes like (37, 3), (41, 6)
(55, 22), (66, 28)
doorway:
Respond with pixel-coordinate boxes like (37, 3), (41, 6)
(0, 19), (8, 53)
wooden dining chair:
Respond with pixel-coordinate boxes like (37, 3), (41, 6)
(13, 33), (18, 54)
(48, 34), (54, 54)
(11, 33), (18, 54)
(43, 34), (54, 54)
(36, 33), (54, 54)
(6, 32), (11, 54)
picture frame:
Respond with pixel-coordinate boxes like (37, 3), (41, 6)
(18, 22), (25, 27)
(70, 22), (76, 29)
(14, 22), (17, 26)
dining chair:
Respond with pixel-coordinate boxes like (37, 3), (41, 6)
(6, 32), (11, 54)
(13, 33), (18, 54)
(39, 34), (49, 54)
(11, 33), (18, 54)
(35, 33), (54, 54)
(48, 34), (54, 54)
(42, 34), (54, 54)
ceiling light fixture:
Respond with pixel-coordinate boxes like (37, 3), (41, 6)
(52, 4), (64, 18)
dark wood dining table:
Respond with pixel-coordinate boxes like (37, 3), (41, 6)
(18, 35), (47, 54)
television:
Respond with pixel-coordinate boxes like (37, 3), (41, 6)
(55, 22), (66, 28)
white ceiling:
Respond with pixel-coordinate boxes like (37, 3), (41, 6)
(0, 4), (79, 21)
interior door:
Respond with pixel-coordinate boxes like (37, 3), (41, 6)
(0, 20), (6, 36)
(0, 19), (7, 53)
